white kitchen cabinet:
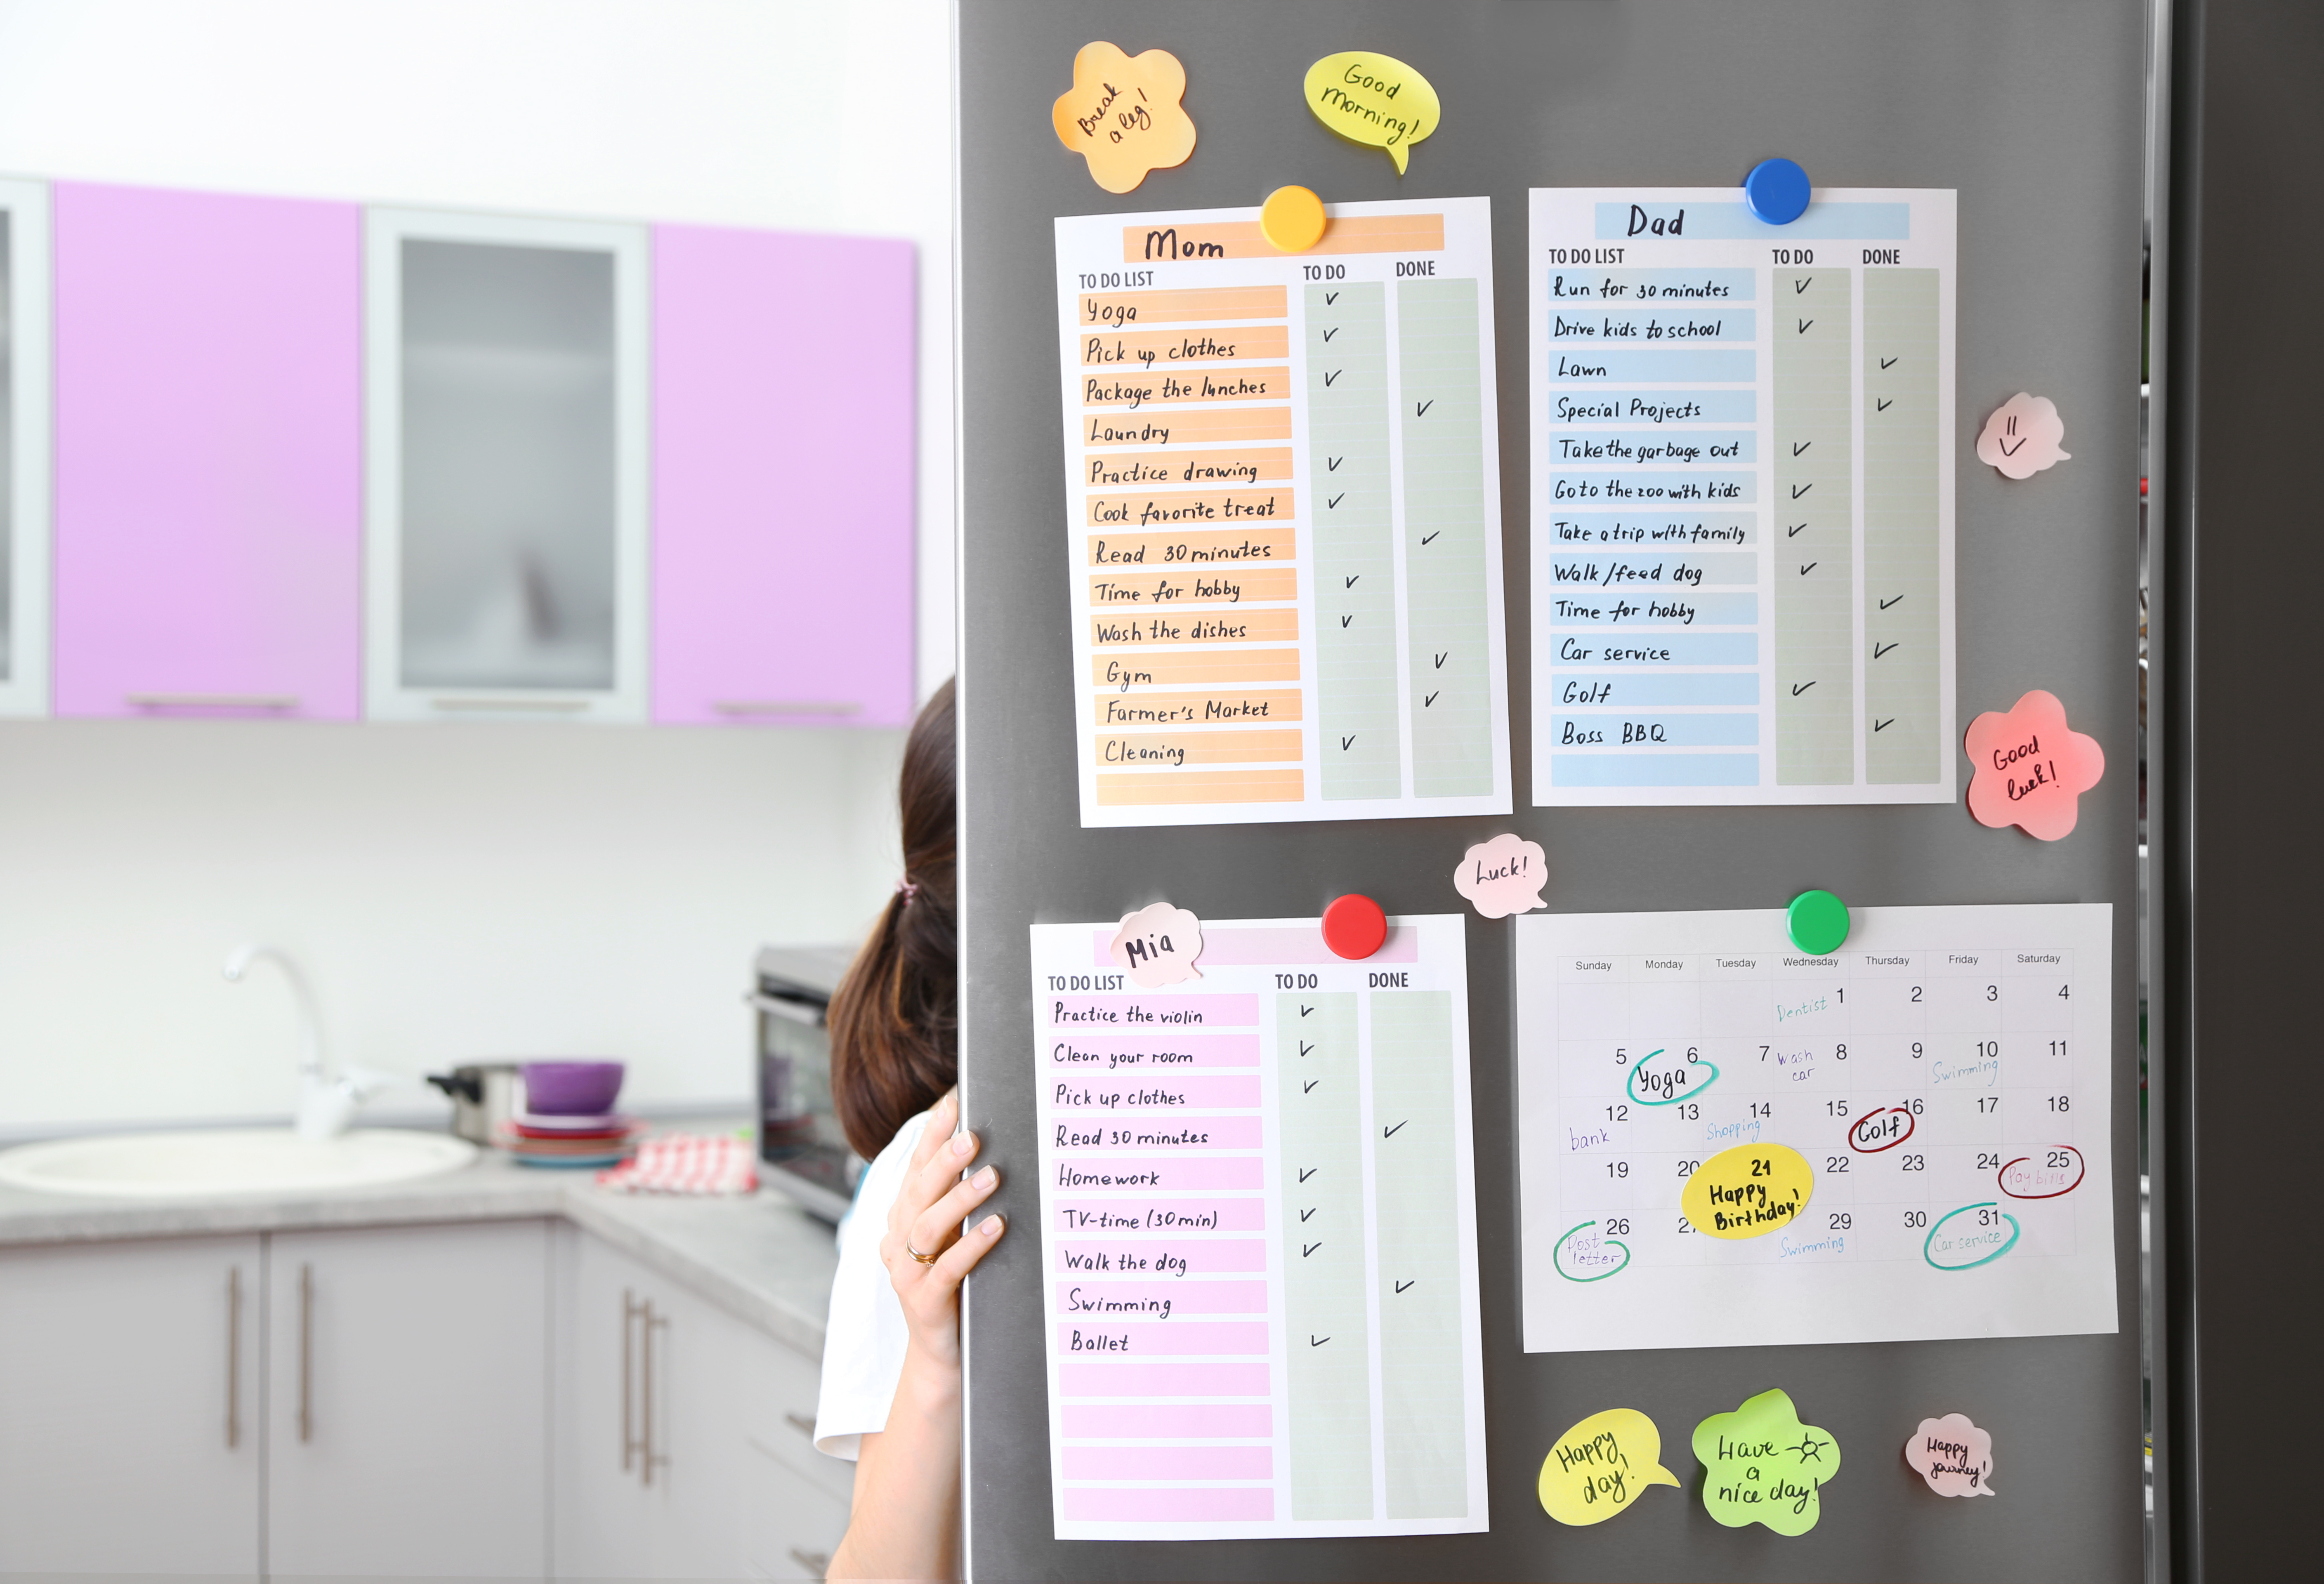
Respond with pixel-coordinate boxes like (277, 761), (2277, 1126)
(266, 1220), (551, 1579)
(363, 207), (651, 723)
(0, 1235), (261, 1577)
(0, 175), (52, 719)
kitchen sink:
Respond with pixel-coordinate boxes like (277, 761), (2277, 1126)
(0, 1128), (478, 1199)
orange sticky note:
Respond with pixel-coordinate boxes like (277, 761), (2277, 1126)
(1964, 689), (2104, 841)
(1051, 43), (1197, 194)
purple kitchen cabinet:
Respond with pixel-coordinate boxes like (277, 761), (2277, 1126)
(650, 225), (915, 727)
(53, 183), (361, 720)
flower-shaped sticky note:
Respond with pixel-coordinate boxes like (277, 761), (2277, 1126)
(1904, 1412), (1996, 1498)
(1453, 833), (1548, 919)
(1108, 901), (1203, 988)
(1976, 393), (2070, 479)
(1964, 689), (2104, 841)
(1692, 1388), (1842, 1536)
(1050, 42), (1197, 194)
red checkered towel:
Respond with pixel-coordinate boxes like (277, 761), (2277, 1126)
(595, 1133), (758, 1196)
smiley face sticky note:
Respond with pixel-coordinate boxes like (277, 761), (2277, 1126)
(1051, 42), (1197, 194)
(1680, 1143), (1814, 1238)
(1453, 833), (1548, 919)
(1108, 902), (1203, 987)
(1538, 1408), (1680, 1525)
(1964, 689), (2104, 841)
(1904, 1413), (1996, 1497)
(1303, 52), (1440, 174)
(1693, 1388), (1842, 1536)
(1976, 393), (2070, 479)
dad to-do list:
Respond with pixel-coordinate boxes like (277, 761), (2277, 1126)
(1026, 916), (1488, 1540)
(1528, 189), (1958, 806)
(1053, 199), (1512, 827)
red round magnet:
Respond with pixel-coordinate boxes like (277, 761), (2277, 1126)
(1321, 893), (1388, 960)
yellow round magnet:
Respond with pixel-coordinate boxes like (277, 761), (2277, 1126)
(1260, 185), (1327, 252)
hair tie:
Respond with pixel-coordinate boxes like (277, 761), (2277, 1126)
(897, 878), (920, 906)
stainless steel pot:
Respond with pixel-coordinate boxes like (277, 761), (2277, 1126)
(425, 1063), (522, 1145)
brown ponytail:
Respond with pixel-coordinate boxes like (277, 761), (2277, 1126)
(828, 678), (957, 1160)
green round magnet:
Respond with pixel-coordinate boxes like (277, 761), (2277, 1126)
(1787, 889), (1850, 955)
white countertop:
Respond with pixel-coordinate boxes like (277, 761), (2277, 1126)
(0, 1131), (843, 1359)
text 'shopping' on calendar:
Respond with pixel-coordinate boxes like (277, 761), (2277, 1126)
(1514, 905), (2116, 1354)
(1053, 199), (1512, 828)
(1027, 916), (1488, 1540)
(1527, 189), (1958, 806)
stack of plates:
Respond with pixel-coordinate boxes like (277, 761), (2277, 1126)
(493, 1112), (643, 1169)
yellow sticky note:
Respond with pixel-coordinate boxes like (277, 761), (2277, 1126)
(1538, 1408), (1680, 1526)
(1303, 52), (1440, 174)
(1051, 42), (1198, 194)
(1680, 1142), (1815, 1238)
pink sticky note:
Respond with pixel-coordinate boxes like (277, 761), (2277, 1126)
(1453, 833), (1548, 919)
(1976, 393), (2070, 479)
(1964, 690), (2104, 841)
(1904, 1413), (1996, 1497)
(1108, 902), (1203, 988)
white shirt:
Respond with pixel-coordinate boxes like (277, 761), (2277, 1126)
(812, 1108), (928, 1461)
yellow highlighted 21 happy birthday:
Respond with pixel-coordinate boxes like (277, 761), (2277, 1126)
(1303, 52), (1439, 174)
(1680, 1142), (1816, 1238)
(1538, 1408), (1680, 1525)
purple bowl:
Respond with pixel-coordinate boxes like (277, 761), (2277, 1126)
(521, 1061), (626, 1117)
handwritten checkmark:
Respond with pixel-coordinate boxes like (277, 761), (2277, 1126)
(1791, 483), (1812, 499)
(1324, 370), (1342, 387)
(1880, 355), (1897, 369)
(1299, 1041), (1315, 1057)
(1876, 398), (1893, 412)
(1311, 1334), (1330, 1346)
(1328, 455), (1344, 471)
(1797, 318), (1814, 335)
(1345, 574), (1359, 588)
(1874, 641), (1898, 659)
(1395, 1280), (1416, 1294)
(1873, 717), (1895, 732)
(1300, 1005), (1314, 1018)
(1795, 277), (1813, 294)
(1788, 522), (1808, 538)
(1433, 651), (1448, 669)
(1328, 493), (1345, 509)
(1879, 594), (1903, 610)
(1300, 1206), (1318, 1222)
(1999, 436), (2027, 456)
(1304, 1079), (1320, 1094)
(1792, 440), (1811, 456)
(1423, 691), (1439, 707)
(1340, 614), (1353, 629)
(1384, 1120), (1408, 1138)
(1416, 399), (1434, 417)
(1303, 1242), (1322, 1258)
(1299, 1167), (1317, 1182)
(1792, 681), (1817, 696)
(1325, 291), (1340, 305)
(1323, 326), (1340, 342)
(1338, 734), (1354, 751)
(1421, 530), (1442, 545)
(1799, 562), (1818, 576)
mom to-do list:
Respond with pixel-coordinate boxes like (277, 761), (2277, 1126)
(1528, 188), (1958, 806)
(1026, 916), (1488, 1540)
(1053, 199), (1512, 827)
(1514, 904), (2116, 1354)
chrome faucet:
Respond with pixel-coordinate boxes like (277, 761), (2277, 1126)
(223, 943), (379, 1140)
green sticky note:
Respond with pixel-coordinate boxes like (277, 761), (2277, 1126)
(1692, 1388), (1842, 1536)
(1786, 890), (1849, 955)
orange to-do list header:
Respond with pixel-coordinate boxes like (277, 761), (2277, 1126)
(1120, 212), (1445, 263)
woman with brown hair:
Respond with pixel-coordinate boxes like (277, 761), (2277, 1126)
(812, 679), (1003, 1582)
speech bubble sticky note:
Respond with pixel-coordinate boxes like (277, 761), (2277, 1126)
(1453, 833), (1548, 919)
(1051, 42), (1197, 194)
(1964, 689), (2104, 841)
(1904, 1413), (1996, 1497)
(1680, 1143), (1814, 1238)
(1538, 1408), (1681, 1525)
(1976, 392), (2070, 479)
(1693, 1388), (1843, 1536)
(1303, 52), (1440, 174)
(1108, 902), (1203, 988)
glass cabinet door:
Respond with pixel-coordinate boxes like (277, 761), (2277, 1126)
(363, 209), (648, 721)
(0, 177), (51, 717)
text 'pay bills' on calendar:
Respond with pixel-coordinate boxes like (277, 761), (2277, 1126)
(1515, 904), (2116, 1353)
(1055, 198), (1512, 828)
(1028, 915), (1488, 1540)
(1528, 187), (1958, 806)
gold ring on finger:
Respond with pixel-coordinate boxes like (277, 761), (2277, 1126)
(906, 1241), (940, 1265)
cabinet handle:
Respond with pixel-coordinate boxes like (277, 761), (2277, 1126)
(783, 1410), (817, 1438)
(124, 692), (298, 711)
(640, 1301), (670, 1487)
(430, 696), (592, 714)
(622, 1289), (639, 1473)
(299, 1263), (314, 1443)
(788, 1546), (831, 1579)
(710, 700), (861, 717)
(225, 1266), (241, 1451)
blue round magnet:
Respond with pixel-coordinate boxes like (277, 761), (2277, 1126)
(1743, 158), (1811, 226)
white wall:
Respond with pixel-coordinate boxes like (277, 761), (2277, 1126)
(0, 0), (953, 1129)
